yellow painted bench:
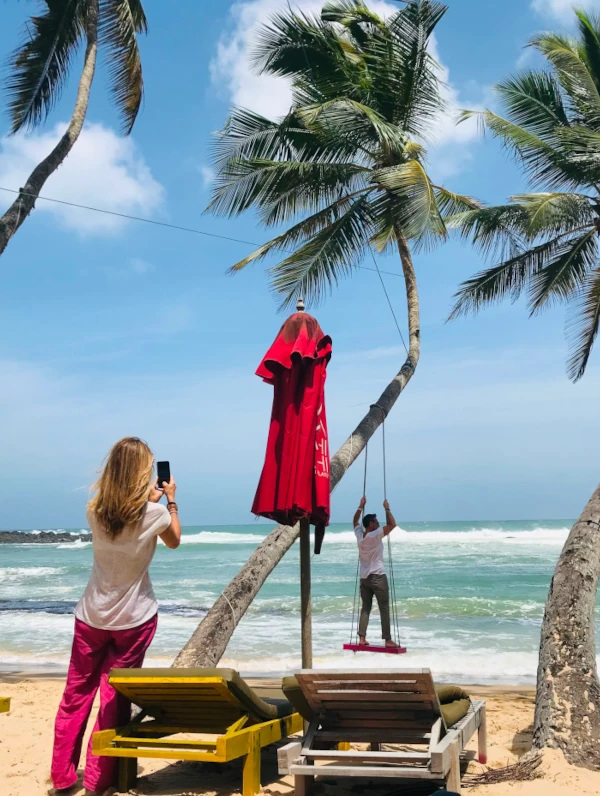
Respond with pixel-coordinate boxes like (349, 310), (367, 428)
(0, 697), (10, 713)
(92, 668), (302, 796)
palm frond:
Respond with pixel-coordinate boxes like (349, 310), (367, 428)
(207, 158), (368, 220)
(228, 192), (370, 272)
(373, 160), (446, 241)
(269, 195), (375, 309)
(371, 0), (447, 132)
(532, 32), (600, 130)
(528, 227), (598, 314)
(99, 0), (147, 134)
(510, 192), (596, 237)
(297, 97), (408, 154)
(321, 0), (385, 33)
(6, 0), (86, 132)
(566, 265), (600, 381)
(446, 203), (531, 259)
(476, 109), (585, 189)
(253, 7), (353, 103)
(449, 235), (569, 319)
(576, 10), (600, 92)
(434, 186), (482, 218)
(496, 70), (570, 143)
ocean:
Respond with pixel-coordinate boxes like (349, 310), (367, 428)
(0, 520), (591, 684)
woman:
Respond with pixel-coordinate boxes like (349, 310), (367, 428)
(51, 437), (181, 796)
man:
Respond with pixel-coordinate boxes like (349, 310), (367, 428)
(353, 496), (399, 648)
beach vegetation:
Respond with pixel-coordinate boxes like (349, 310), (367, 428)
(0, 0), (148, 255)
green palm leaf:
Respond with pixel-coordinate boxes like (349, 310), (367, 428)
(372, 1), (447, 133)
(269, 195), (375, 309)
(228, 191), (372, 273)
(374, 160), (446, 241)
(496, 71), (569, 143)
(576, 11), (600, 92)
(449, 235), (569, 318)
(532, 32), (600, 130)
(208, 158), (369, 219)
(99, 0), (147, 133)
(511, 192), (595, 237)
(567, 266), (600, 381)
(447, 204), (530, 259)
(528, 228), (598, 314)
(6, 0), (86, 132)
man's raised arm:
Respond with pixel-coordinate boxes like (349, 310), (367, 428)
(354, 496), (366, 529)
(383, 500), (397, 536)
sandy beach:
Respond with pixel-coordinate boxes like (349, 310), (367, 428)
(2, 674), (599, 796)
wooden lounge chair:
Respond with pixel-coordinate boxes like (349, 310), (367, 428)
(92, 668), (302, 796)
(0, 697), (10, 713)
(278, 669), (486, 796)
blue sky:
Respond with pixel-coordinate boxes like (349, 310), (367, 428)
(1, 0), (599, 529)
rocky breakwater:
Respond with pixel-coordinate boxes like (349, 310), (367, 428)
(0, 531), (82, 544)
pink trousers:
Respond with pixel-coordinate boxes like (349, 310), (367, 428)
(51, 613), (157, 792)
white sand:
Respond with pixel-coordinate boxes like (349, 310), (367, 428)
(1, 678), (599, 796)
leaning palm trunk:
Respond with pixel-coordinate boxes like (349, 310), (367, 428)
(0, 1), (99, 256)
(533, 483), (600, 768)
(173, 236), (419, 667)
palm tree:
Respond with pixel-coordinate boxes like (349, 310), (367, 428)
(449, 10), (600, 767)
(450, 11), (600, 383)
(174, 0), (479, 667)
(0, 0), (148, 256)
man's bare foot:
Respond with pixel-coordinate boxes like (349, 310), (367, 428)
(385, 639), (399, 648)
(359, 637), (368, 646)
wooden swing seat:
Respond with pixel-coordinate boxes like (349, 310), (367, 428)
(343, 643), (407, 654)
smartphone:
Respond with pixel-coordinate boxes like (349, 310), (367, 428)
(156, 461), (171, 490)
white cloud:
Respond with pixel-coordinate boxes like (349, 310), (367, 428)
(424, 35), (490, 181)
(198, 164), (215, 188)
(210, 0), (484, 180)
(130, 257), (153, 274)
(531, 0), (595, 22)
(0, 122), (164, 236)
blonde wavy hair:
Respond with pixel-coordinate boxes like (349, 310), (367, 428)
(88, 437), (154, 539)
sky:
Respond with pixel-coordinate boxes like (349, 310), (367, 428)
(1, 0), (599, 530)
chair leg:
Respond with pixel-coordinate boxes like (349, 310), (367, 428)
(478, 704), (488, 764)
(118, 757), (138, 792)
(295, 774), (314, 796)
(445, 742), (461, 795)
(242, 730), (261, 796)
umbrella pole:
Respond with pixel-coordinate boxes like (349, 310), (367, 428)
(299, 517), (313, 669)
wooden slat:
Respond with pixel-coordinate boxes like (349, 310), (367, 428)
(298, 669), (431, 678)
(328, 721), (433, 731)
(322, 702), (436, 725)
(304, 750), (431, 764)
(303, 681), (429, 692)
(319, 702), (434, 714)
(290, 764), (436, 780)
(316, 730), (430, 744)
(317, 692), (434, 703)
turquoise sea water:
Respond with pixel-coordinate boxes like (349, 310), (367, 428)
(1, 520), (594, 684)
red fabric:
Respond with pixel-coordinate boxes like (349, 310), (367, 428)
(253, 312), (331, 544)
(51, 614), (157, 792)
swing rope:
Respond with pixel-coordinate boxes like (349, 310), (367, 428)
(349, 414), (404, 649)
(348, 440), (368, 645)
